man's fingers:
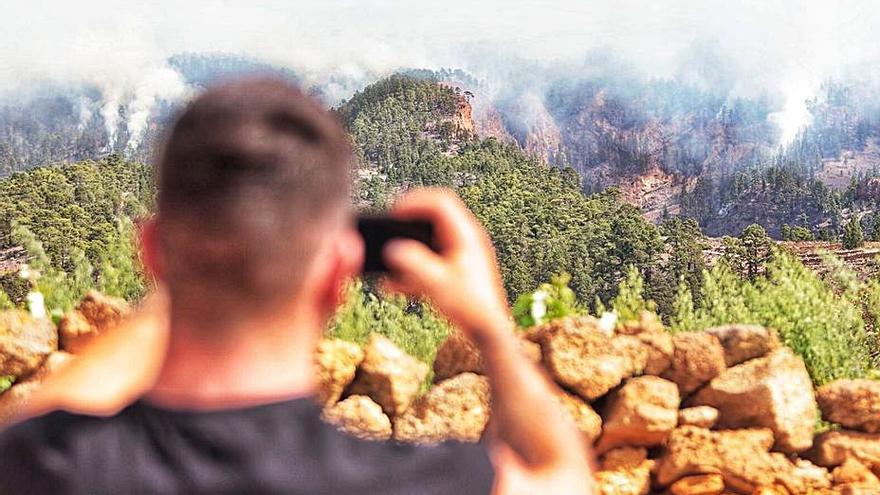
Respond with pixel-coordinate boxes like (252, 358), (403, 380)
(390, 188), (478, 250)
(383, 239), (446, 293)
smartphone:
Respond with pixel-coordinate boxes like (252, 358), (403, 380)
(357, 216), (436, 273)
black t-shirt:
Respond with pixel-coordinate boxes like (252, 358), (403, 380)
(0, 398), (494, 494)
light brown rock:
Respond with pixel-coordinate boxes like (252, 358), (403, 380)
(58, 291), (129, 354)
(817, 379), (880, 434)
(598, 376), (680, 452)
(679, 406), (720, 429)
(432, 331), (540, 382)
(704, 325), (779, 367)
(0, 310), (57, 378)
(57, 311), (93, 354)
(600, 446), (649, 471)
(432, 331), (482, 382)
(636, 331), (674, 375)
(616, 311), (665, 336)
(810, 430), (880, 469)
(669, 474), (725, 495)
(689, 348), (817, 454)
(530, 317), (647, 401)
(596, 447), (653, 495)
(832, 458), (880, 487)
(347, 334), (429, 417)
(661, 332), (726, 396)
(394, 372), (489, 444)
(0, 351), (73, 426)
(655, 426), (830, 494)
(556, 388), (602, 442)
(315, 339), (363, 407)
(322, 395), (392, 441)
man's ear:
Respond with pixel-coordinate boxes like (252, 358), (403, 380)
(139, 217), (164, 283)
(316, 227), (364, 315)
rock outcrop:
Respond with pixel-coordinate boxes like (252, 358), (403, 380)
(432, 331), (540, 383)
(809, 430), (880, 470)
(669, 474), (725, 495)
(655, 426), (830, 494)
(529, 317), (647, 401)
(394, 372), (490, 443)
(322, 395), (392, 441)
(595, 447), (654, 495)
(0, 351), (72, 425)
(556, 388), (602, 442)
(661, 332), (726, 396)
(315, 339), (363, 407)
(704, 324), (779, 367)
(678, 406), (719, 429)
(0, 310), (56, 378)
(597, 376), (680, 452)
(347, 334), (429, 417)
(817, 379), (880, 434)
(58, 291), (129, 354)
(690, 348), (817, 454)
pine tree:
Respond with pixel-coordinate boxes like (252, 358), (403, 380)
(842, 216), (865, 249)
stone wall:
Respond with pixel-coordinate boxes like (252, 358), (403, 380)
(318, 313), (880, 495)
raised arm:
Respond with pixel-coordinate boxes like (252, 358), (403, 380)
(382, 188), (594, 495)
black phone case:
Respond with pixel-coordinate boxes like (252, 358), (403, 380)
(357, 217), (435, 273)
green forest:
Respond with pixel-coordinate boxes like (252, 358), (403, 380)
(0, 75), (877, 389)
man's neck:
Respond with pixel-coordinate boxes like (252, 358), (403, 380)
(144, 309), (321, 411)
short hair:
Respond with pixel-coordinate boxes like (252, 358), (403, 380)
(156, 78), (352, 316)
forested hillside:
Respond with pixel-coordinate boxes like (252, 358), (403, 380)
(0, 75), (876, 385)
(5, 53), (880, 241)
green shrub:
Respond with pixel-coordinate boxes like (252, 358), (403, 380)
(327, 280), (451, 373)
(512, 273), (582, 327)
(611, 265), (656, 322)
(688, 251), (876, 384)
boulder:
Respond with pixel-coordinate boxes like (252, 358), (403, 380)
(394, 372), (489, 444)
(678, 406), (720, 429)
(58, 291), (129, 354)
(315, 339), (363, 407)
(597, 376), (680, 452)
(596, 447), (653, 495)
(616, 311), (665, 336)
(321, 395), (392, 441)
(600, 446), (649, 471)
(832, 458), (880, 488)
(0, 310), (57, 378)
(661, 332), (726, 396)
(432, 331), (482, 382)
(636, 331), (674, 376)
(432, 331), (541, 382)
(810, 430), (880, 469)
(817, 379), (880, 434)
(655, 426), (831, 494)
(689, 348), (817, 454)
(530, 317), (647, 401)
(704, 325), (779, 367)
(0, 351), (73, 426)
(347, 334), (429, 417)
(669, 474), (725, 495)
(555, 388), (602, 442)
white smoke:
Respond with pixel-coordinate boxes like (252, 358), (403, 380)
(0, 0), (879, 149)
(769, 80), (818, 147)
(125, 66), (190, 152)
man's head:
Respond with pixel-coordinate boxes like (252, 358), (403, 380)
(142, 79), (361, 324)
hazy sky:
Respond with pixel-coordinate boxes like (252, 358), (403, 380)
(2, 1), (879, 143)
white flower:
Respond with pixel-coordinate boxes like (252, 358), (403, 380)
(598, 312), (618, 336)
(530, 290), (548, 323)
(26, 291), (47, 320)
